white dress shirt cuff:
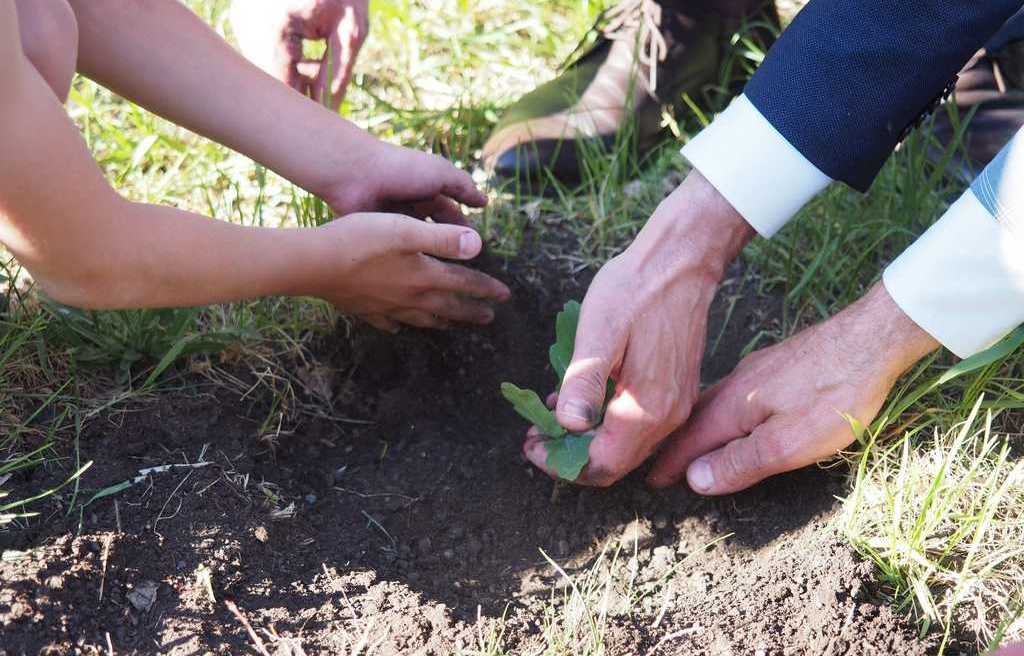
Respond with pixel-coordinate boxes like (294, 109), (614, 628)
(883, 191), (1024, 358)
(680, 94), (833, 238)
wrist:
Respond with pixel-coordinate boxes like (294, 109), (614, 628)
(297, 120), (387, 206)
(627, 169), (756, 282)
(273, 225), (343, 299)
(845, 282), (941, 380)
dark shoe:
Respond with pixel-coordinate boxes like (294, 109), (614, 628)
(482, 0), (777, 189)
(932, 42), (1024, 180)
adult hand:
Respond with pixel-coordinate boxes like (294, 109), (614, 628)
(523, 171), (755, 486)
(312, 212), (510, 331)
(647, 283), (939, 494)
(229, 0), (368, 110)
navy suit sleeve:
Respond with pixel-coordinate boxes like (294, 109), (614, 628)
(745, 0), (1024, 191)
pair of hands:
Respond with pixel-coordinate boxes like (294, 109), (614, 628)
(311, 143), (510, 331)
(229, 1), (511, 330)
(526, 171), (940, 493)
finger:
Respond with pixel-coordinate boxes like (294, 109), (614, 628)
(646, 377), (770, 488)
(418, 292), (496, 325)
(363, 314), (400, 333)
(690, 408), (865, 495)
(555, 302), (623, 433)
(390, 309), (449, 330)
(314, 33), (344, 110)
(401, 220), (484, 261)
(682, 417), (800, 495)
(410, 197), (470, 226)
(427, 259), (511, 302)
(327, 19), (364, 109)
(523, 429), (559, 481)
(428, 156), (488, 208)
(570, 390), (656, 487)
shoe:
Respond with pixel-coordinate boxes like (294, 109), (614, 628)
(481, 0), (777, 190)
(931, 41), (1024, 180)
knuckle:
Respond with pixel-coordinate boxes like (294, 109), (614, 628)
(719, 441), (752, 484)
(750, 434), (782, 472)
(571, 369), (609, 400)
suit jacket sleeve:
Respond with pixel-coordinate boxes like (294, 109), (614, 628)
(679, 0), (1024, 358)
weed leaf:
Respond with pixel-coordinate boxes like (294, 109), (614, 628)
(545, 433), (594, 481)
(500, 383), (565, 438)
(548, 300), (581, 381)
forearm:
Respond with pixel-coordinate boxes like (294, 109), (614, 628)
(68, 0), (380, 198)
(48, 201), (327, 310)
(0, 34), (326, 310)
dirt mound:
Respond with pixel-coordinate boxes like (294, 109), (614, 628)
(0, 249), (938, 655)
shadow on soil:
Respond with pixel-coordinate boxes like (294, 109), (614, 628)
(0, 233), (935, 654)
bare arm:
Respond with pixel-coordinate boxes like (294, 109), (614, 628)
(0, 13), (320, 309)
(0, 5), (508, 322)
(67, 0), (485, 218)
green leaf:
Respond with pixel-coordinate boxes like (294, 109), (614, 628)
(545, 433), (594, 481)
(936, 326), (1024, 386)
(881, 326), (1024, 425)
(500, 383), (566, 438)
(82, 480), (133, 508)
(548, 300), (581, 381)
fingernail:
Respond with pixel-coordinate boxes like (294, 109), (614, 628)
(688, 459), (715, 493)
(459, 231), (480, 257)
(561, 400), (593, 425)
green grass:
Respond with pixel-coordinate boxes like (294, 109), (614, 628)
(2, 0), (1024, 652)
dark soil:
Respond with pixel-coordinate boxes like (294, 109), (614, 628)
(0, 240), (942, 655)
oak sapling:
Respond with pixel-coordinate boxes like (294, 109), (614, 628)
(500, 300), (615, 481)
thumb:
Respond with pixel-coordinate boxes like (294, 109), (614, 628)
(403, 219), (483, 261)
(685, 418), (796, 495)
(556, 306), (622, 433)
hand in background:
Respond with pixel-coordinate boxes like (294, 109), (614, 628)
(230, 0), (369, 110)
(647, 283), (939, 494)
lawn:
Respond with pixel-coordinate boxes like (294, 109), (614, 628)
(1, 1), (1023, 654)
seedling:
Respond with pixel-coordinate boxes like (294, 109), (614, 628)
(501, 301), (614, 481)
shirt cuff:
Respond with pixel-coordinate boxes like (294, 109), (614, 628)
(680, 94), (833, 238)
(883, 190), (1024, 358)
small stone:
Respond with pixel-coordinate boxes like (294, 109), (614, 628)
(253, 526), (269, 543)
(620, 518), (654, 547)
(623, 179), (646, 197)
(126, 580), (158, 613)
(304, 494), (317, 505)
(442, 549), (455, 560)
(650, 545), (675, 572)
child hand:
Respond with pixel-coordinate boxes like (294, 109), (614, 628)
(318, 144), (489, 226)
(313, 212), (511, 330)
